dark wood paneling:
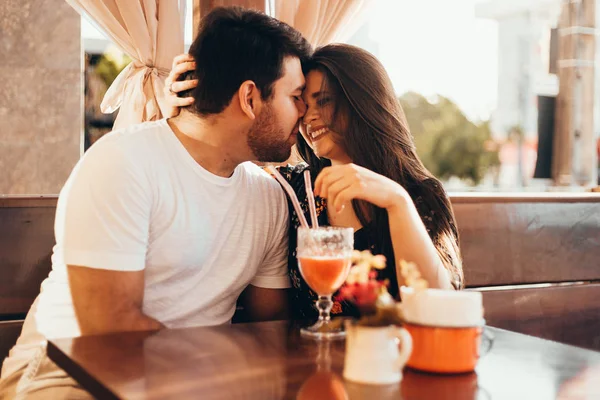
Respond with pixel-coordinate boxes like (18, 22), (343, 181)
(450, 193), (600, 203)
(475, 283), (600, 350)
(47, 320), (600, 400)
(2, 196), (598, 305)
(453, 201), (600, 287)
(193, 0), (266, 37)
(0, 320), (24, 365)
(0, 206), (55, 316)
(0, 196), (58, 208)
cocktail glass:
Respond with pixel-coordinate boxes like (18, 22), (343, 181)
(297, 226), (354, 340)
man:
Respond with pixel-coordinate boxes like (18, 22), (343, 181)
(0, 7), (310, 398)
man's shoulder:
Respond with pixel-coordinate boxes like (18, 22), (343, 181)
(94, 120), (169, 152)
(80, 120), (171, 174)
(70, 120), (172, 188)
(240, 162), (280, 188)
(239, 162), (287, 203)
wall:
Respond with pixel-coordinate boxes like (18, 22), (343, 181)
(0, 0), (82, 194)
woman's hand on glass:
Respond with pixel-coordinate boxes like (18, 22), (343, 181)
(163, 54), (198, 117)
(313, 164), (409, 213)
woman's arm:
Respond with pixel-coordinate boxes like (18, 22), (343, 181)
(386, 195), (454, 290)
(313, 163), (455, 291)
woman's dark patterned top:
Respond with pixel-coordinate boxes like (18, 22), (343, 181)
(277, 163), (447, 322)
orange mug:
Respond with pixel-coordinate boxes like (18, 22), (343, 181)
(404, 321), (493, 374)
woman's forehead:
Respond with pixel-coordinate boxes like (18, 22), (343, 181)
(304, 70), (325, 92)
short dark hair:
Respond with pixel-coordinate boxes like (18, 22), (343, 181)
(182, 7), (312, 116)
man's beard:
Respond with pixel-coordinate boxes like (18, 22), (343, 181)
(247, 104), (294, 163)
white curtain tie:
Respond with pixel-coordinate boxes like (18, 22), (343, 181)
(101, 63), (169, 115)
(66, 0), (185, 129)
(145, 64), (171, 77)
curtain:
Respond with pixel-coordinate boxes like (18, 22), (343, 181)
(67, 0), (186, 129)
(272, 0), (373, 47)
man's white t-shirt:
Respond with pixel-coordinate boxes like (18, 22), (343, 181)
(2, 119), (290, 377)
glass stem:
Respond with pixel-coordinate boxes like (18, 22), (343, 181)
(316, 295), (333, 322)
(316, 339), (332, 371)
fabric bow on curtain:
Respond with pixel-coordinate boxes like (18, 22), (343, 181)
(67, 0), (186, 129)
(273, 0), (373, 47)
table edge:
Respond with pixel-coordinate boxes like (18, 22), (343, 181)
(47, 340), (121, 400)
(486, 326), (600, 354)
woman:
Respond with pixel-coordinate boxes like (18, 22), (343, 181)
(165, 44), (463, 320)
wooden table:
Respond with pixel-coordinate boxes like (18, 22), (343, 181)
(47, 320), (600, 400)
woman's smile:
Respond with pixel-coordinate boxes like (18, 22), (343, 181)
(307, 125), (329, 141)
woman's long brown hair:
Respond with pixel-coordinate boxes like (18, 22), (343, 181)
(296, 44), (464, 289)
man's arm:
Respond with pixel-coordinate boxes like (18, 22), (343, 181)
(238, 285), (289, 322)
(239, 175), (292, 323)
(68, 265), (164, 336)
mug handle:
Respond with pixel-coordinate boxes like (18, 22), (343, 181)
(480, 327), (494, 357)
(393, 327), (413, 369)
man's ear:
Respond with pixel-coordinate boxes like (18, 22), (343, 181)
(238, 80), (261, 120)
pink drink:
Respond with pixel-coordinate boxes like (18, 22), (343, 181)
(299, 256), (351, 295)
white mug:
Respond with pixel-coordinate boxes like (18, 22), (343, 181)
(343, 321), (413, 385)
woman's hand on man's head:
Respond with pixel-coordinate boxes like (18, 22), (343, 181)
(163, 54), (198, 117)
